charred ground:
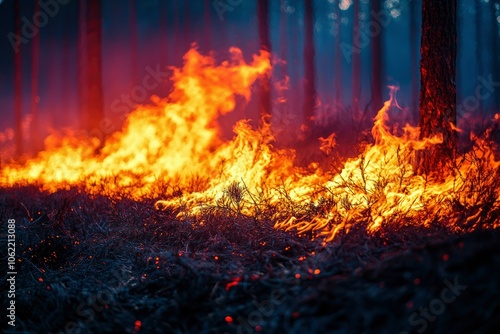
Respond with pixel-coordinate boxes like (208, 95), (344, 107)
(1, 185), (499, 334)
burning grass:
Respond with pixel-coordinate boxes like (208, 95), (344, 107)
(1, 185), (499, 333)
(1, 47), (500, 332)
(1, 48), (499, 243)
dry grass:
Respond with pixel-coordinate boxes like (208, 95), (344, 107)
(1, 175), (500, 333)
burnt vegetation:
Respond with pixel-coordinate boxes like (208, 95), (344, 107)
(1, 171), (500, 333)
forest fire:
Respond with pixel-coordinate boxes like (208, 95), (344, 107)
(3, 1), (500, 332)
(1, 48), (500, 243)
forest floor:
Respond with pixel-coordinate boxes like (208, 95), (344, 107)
(1, 186), (500, 334)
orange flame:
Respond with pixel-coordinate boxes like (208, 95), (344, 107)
(1, 48), (499, 242)
(1, 47), (272, 197)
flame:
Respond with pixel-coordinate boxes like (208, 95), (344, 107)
(1, 48), (499, 242)
(1, 47), (272, 197)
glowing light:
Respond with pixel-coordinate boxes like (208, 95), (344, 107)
(339, 0), (353, 11)
(390, 9), (401, 18)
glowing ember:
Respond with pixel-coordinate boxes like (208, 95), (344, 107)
(1, 48), (499, 242)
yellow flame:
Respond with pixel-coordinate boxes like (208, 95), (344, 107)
(1, 48), (499, 241)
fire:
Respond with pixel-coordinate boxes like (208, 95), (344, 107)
(1, 47), (273, 197)
(1, 48), (499, 242)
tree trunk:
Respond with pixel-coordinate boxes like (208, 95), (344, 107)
(173, 1), (180, 63)
(14, 0), (23, 157)
(334, 1), (342, 106)
(204, 0), (211, 51)
(351, 1), (360, 115)
(303, 0), (316, 137)
(183, 1), (189, 50)
(85, 0), (104, 133)
(489, 0), (500, 110)
(129, 0), (138, 86)
(279, 0), (288, 85)
(371, 0), (383, 115)
(258, 0), (271, 123)
(159, 1), (168, 66)
(409, 0), (419, 120)
(475, 0), (483, 112)
(62, 13), (71, 129)
(31, 1), (41, 153)
(78, 0), (87, 131)
(418, 0), (457, 175)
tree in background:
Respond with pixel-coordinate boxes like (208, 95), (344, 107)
(489, 0), (500, 111)
(159, 1), (169, 69)
(83, 0), (104, 134)
(279, 0), (288, 86)
(78, 0), (87, 133)
(334, 0), (342, 106)
(14, 0), (23, 157)
(303, 0), (316, 137)
(409, 0), (420, 119)
(418, 0), (457, 174)
(370, 0), (383, 114)
(129, 0), (138, 86)
(61, 10), (72, 131)
(351, 0), (360, 115)
(258, 0), (271, 123)
(204, 0), (211, 51)
(475, 0), (483, 112)
(31, 1), (41, 153)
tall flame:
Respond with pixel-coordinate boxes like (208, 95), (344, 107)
(1, 47), (272, 197)
(1, 48), (499, 242)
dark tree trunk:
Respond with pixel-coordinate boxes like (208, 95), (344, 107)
(204, 0), (211, 51)
(85, 0), (104, 133)
(173, 1), (180, 62)
(279, 0), (287, 64)
(351, 1), (360, 114)
(129, 0), (138, 86)
(14, 0), (23, 157)
(62, 13), (71, 129)
(183, 2), (189, 48)
(31, 1), (41, 153)
(418, 0), (457, 175)
(258, 0), (271, 123)
(475, 0), (483, 112)
(159, 1), (169, 66)
(78, 0), (87, 131)
(334, 2), (342, 105)
(489, 0), (500, 110)
(410, 0), (420, 119)
(303, 0), (316, 136)
(279, 0), (288, 81)
(371, 0), (383, 114)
